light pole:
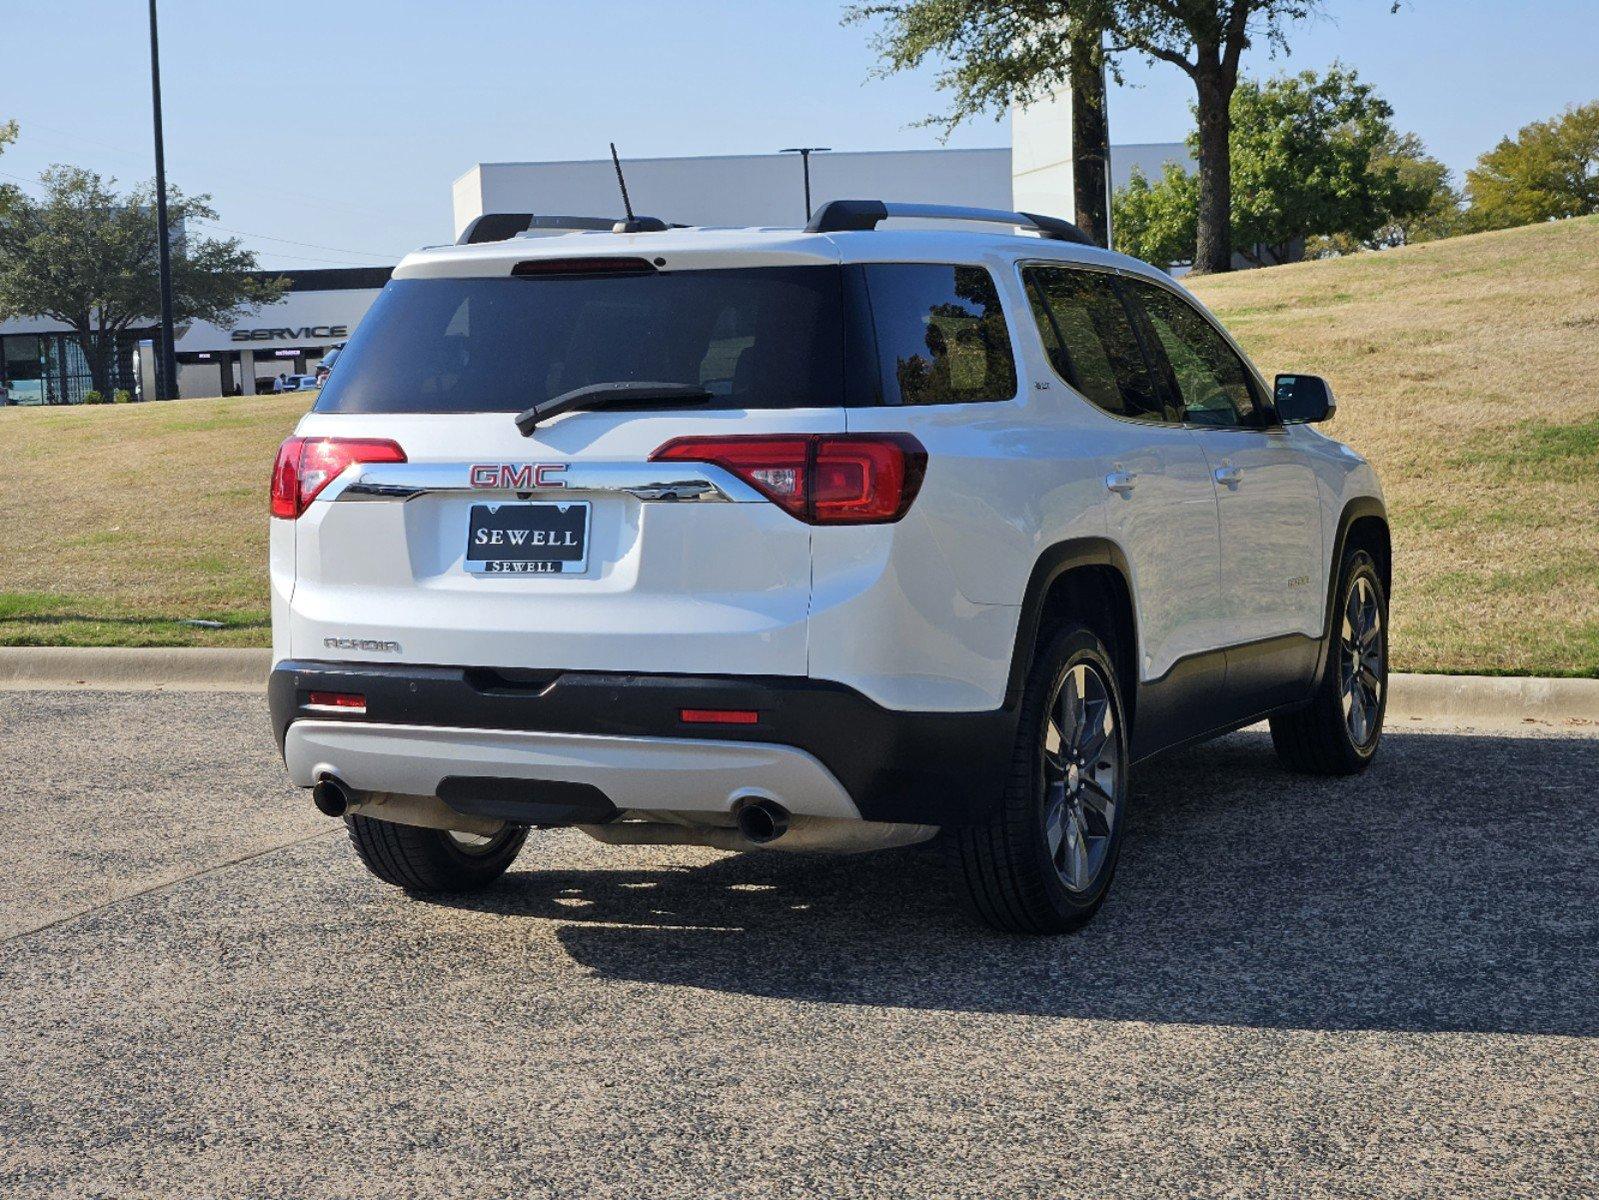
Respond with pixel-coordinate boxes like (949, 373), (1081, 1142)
(148, 0), (178, 400)
(780, 147), (831, 221)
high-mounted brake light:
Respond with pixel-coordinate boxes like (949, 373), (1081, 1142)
(271, 436), (407, 519)
(649, 433), (926, 524)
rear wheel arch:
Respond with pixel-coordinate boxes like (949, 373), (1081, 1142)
(1006, 540), (1139, 726)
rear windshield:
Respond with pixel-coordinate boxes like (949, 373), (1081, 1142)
(315, 267), (846, 414)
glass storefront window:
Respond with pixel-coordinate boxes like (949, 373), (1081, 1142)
(2, 335), (46, 405)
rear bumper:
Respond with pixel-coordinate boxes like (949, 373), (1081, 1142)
(284, 720), (861, 821)
(269, 661), (1016, 826)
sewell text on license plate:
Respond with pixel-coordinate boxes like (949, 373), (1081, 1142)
(465, 502), (590, 575)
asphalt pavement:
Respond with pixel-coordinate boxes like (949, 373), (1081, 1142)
(1, 690), (1595, 1198)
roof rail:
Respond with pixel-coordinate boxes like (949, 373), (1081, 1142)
(804, 200), (1095, 246)
(457, 212), (671, 245)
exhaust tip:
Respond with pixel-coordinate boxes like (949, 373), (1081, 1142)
(735, 798), (789, 845)
(312, 776), (353, 818)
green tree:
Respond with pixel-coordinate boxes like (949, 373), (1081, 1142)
(0, 165), (285, 400)
(845, 1), (1119, 246)
(849, 1), (1333, 274)
(1312, 131), (1461, 254)
(0, 119), (19, 222)
(1111, 162), (1197, 264)
(1228, 66), (1429, 263)
(1112, 67), (1454, 264)
(1466, 100), (1599, 230)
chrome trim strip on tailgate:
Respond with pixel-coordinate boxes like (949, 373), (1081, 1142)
(332, 461), (763, 504)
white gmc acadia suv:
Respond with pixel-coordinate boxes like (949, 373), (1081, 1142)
(268, 200), (1389, 934)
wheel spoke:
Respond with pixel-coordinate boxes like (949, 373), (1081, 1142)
(1059, 807), (1087, 889)
(1043, 715), (1067, 776)
(1044, 792), (1067, 859)
(1059, 666), (1084, 744)
(1079, 778), (1116, 836)
(1077, 698), (1112, 761)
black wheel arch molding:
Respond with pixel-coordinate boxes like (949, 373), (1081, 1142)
(1311, 495), (1390, 691)
(1000, 498), (1388, 767)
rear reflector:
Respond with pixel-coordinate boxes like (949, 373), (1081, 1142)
(271, 436), (407, 518)
(306, 691), (367, 713)
(650, 433), (926, 524)
(679, 708), (760, 725)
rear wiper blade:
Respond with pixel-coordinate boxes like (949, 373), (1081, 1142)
(515, 381), (711, 436)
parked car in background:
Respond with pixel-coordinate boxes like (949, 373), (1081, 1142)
(273, 374), (322, 393)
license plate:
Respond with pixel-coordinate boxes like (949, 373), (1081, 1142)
(465, 502), (590, 575)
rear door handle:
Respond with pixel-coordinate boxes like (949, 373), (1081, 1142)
(1213, 465), (1243, 489)
(1105, 470), (1137, 495)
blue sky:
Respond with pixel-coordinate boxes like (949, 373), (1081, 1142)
(2, 0), (1594, 268)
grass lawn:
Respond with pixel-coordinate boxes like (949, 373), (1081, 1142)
(0, 394), (309, 646)
(1, 216), (1596, 673)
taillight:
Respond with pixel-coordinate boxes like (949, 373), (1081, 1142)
(649, 433), (926, 524)
(270, 436), (407, 519)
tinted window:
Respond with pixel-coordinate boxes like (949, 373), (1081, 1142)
(1023, 266), (1173, 422)
(864, 264), (1016, 405)
(1121, 278), (1262, 427)
(316, 267), (845, 414)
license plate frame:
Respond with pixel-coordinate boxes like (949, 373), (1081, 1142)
(465, 501), (591, 575)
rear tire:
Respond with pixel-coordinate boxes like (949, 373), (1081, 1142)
(953, 623), (1130, 934)
(345, 814), (527, 892)
(1269, 547), (1388, 775)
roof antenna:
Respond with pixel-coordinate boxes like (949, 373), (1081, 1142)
(609, 142), (649, 233)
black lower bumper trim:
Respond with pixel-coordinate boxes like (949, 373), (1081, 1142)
(437, 776), (618, 826)
(270, 661), (1016, 826)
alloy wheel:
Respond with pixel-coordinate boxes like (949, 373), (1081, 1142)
(1341, 575), (1384, 747)
(1041, 662), (1121, 894)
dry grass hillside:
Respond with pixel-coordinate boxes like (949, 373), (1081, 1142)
(1, 215), (1595, 671)
(0, 394), (310, 646)
(1186, 214), (1599, 676)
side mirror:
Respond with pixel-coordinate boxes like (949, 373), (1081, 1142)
(1274, 373), (1336, 424)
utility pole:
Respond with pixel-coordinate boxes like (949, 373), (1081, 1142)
(780, 147), (831, 220)
(148, 0), (178, 400)
(1101, 36), (1114, 251)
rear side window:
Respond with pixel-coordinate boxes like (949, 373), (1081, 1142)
(1120, 278), (1263, 427)
(862, 264), (1017, 406)
(1023, 266), (1173, 422)
(316, 267), (846, 414)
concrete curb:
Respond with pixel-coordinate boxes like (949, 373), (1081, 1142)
(1386, 672), (1599, 727)
(0, 647), (271, 692)
(0, 648), (1595, 726)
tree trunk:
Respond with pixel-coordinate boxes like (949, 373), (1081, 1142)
(1068, 18), (1110, 248)
(74, 324), (115, 398)
(1191, 72), (1233, 274)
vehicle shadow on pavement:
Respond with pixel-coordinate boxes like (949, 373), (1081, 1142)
(444, 729), (1599, 1037)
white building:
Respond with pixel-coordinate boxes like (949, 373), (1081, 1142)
(454, 120), (1189, 238)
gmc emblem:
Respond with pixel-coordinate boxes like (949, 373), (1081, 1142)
(469, 463), (568, 489)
